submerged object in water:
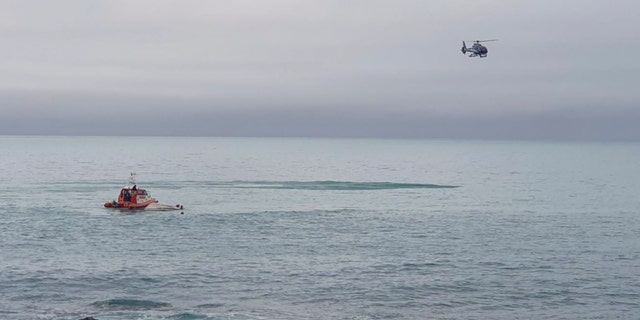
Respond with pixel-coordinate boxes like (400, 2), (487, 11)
(145, 203), (184, 211)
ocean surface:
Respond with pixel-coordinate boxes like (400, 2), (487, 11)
(1, 136), (639, 320)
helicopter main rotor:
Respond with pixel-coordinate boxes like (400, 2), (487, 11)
(470, 39), (498, 43)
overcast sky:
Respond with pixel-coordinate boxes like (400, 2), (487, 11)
(1, 0), (639, 140)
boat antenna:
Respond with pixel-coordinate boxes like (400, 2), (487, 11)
(129, 172), (136, 185)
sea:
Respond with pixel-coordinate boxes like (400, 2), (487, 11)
(1, 136), (639, 320)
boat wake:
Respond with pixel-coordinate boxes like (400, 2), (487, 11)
(213, 181), (459, 191)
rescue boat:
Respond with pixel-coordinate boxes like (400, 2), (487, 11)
(104, 174), (183, 210)
(104, 184), (159, 209)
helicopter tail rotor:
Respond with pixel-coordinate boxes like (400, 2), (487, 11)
(461, 41), (467, 54)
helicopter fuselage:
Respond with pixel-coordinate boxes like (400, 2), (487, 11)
(470, 44), (488, 57)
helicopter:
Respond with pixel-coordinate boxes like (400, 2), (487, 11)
(461, 39), (497, 58)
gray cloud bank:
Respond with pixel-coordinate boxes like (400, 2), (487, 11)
(2, 91), (637, 141)
(1, 1), (639, 140)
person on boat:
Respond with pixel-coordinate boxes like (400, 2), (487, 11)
(131, 189), (138, 204)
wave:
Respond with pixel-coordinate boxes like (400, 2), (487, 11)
(168, 312), (210, 320)
(211, 181), (459, 191)
(91, 298), (172, 310)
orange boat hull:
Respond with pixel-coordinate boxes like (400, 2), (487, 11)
(104, 199), (158, 209)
